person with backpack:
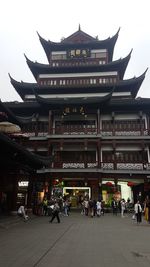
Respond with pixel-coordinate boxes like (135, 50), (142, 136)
(49, 201), (60, 223)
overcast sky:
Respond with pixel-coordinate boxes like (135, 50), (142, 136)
(0, 0), (150, 102)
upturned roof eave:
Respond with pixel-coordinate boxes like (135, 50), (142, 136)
(38, 29), (120, 62)
(9, 70), (146, 100)
(38, 29), (119, 48)
(25, 51), (131, 81)
(0, 132), (51, 169)
(0, 99), (25, 126)
(34, 88), (114, 107)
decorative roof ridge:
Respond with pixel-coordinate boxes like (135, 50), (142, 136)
(61, 29), (97, 43)
(37, 28), (120, 45)
(62, 27), (121, 44)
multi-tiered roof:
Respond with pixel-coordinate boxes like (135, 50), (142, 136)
(9, 27), (147, 111)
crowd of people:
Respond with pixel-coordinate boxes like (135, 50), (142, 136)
(80, 198), (105, 217)
(17, 195), (150, 225)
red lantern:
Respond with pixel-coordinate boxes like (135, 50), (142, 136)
(106, 182), (113, 187)
(127, 182), (135, 187)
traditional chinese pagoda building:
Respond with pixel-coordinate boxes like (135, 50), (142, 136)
(6, 26), (150, 206)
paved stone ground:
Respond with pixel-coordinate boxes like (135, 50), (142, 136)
(0, 212), (150, 267)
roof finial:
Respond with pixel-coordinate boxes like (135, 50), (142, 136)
(78, 24), (81, 31)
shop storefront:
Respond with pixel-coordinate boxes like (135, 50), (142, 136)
(63, 187), (91, 207)
(17, 181), (29, 207)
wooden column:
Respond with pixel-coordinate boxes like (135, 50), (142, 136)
(48, 140), (51, 156)
(48, 110), (52, 134)
(98, 175), (102, 201)
(97, 139), (101, 168)
(141, 142), (146, 169)
(60, 140), (64, 151)
(139, 111), (143, 135)
(35, 113), (39, 137)
(84, 139), (88, 168)
(112, 112), (115, 135)
(113, 141), (116, 170)
(97, 109), (100, 134)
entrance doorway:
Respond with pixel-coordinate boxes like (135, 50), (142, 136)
(63, 187), (91, 207)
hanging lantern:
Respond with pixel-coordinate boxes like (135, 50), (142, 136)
(106, 182), (113, 187)
(127, 182), (135, 187)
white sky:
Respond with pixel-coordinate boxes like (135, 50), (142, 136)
(0, 0), (150, 102)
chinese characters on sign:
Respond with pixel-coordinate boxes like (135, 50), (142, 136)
(63, 106), (85, 115)
(68, 49), (90, 58)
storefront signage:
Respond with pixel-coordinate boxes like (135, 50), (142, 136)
(18, 181), (29, 187)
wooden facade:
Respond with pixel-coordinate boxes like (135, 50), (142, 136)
(3, 27), (150, 207)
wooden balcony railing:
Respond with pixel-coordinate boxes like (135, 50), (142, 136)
(22, 125), (150, 137)
(51, 161), (150, 171)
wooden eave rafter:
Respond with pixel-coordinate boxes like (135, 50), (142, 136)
(34, 88), (114, 107)
(0, 132), (52, 170)
(9, 69), (146, 100)
(0, 99), (26, 126)
(10, 74), (39, 100)
(25, 50), (131, 81)
(38, 29), (120, 63)
(109, 95), (150, 109)
(5, 101), (40, 112)
(125, 69), (147, 98)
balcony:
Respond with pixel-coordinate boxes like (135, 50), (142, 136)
(22, 124), (150, 137)
(102, 130), (149, 137)
(54, 126), (97, 135)
(52, 161), (150, 171)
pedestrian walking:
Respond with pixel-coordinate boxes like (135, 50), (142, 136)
(42, 197), (48, 216)
(89, 199), (94, 217)
(111, 198), (118, 215)
(17, 205), (29, 221)
(96, 200), (101, 217)
(93, 199), (97, 216)
(49, 201), (60, 223)
(134, 200), (142, 224)
(144, 196), (150, 223)
(63, 199), (69, 216)
(101, 201), (105, 215)
(84, 198), (89, 216)
(121, 199), (126, 218)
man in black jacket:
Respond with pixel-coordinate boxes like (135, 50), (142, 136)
(49, 201), (60, 223)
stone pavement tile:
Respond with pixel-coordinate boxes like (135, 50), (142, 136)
(0, 213), (37, 229)
(0, 213), (150, 267)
